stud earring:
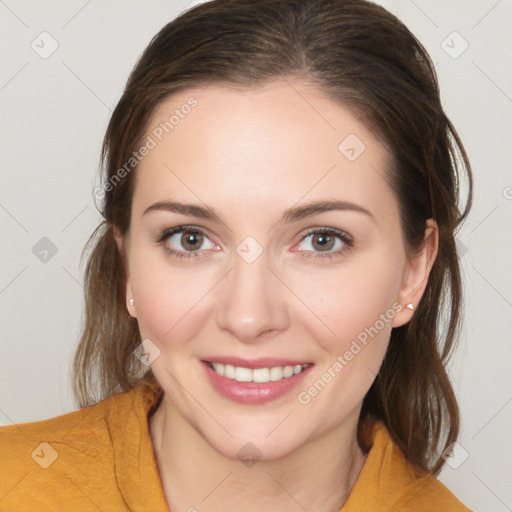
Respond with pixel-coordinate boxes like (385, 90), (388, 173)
(129, 298), (134, 306)
(406, 303), (414, 310)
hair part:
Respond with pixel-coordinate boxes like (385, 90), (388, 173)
(72, 0), (472, 475)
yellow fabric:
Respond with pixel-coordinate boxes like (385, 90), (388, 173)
(0, 382), (470, 511)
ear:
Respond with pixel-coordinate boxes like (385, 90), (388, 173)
(113, 226), (137, 319)
(392, 219), (438, 328)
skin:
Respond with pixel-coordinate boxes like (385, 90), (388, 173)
(116, 78), (438, 512)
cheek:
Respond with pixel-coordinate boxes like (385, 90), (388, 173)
(287, 257), (403, 356)
(129, 248), (217, 346)
(290, 263), (402, 416)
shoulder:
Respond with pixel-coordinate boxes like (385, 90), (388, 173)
(0, 385), (149, 511)
(389, 462), (472, 512)
(343, 420), (472, 512)
(0, 386), (136, 457)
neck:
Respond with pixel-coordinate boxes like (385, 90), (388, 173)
(149, 396), (367, 512)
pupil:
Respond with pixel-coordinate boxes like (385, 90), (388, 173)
(313, 233), (333, 251)
(182, 231), (202, 250)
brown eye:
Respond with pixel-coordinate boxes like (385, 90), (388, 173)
(294, 228), (353, 260)
(311, 232), (335, 251)
(161, 227), (216, 255)
(181, 230), (204, 251)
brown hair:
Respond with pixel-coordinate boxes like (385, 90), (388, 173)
(73, 0), (472, 474)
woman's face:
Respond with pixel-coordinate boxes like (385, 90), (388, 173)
(121, 79), (434, 460)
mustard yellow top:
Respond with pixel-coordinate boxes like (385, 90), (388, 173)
(0, 382), (471, 511)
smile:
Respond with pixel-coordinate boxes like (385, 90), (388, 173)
(206, 361), (310, 383)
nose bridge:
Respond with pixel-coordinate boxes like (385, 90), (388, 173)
(215, 243), (289, 342)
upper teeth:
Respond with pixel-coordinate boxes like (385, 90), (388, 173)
(210, 362), (308, 383)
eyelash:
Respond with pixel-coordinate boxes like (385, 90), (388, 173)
(154, 225), (353, 261)
(299, 227), (353, 260)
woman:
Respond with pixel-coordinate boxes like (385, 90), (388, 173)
(0, 0), (473, 510)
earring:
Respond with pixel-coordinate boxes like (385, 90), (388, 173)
(406, 303), (414, 310)
(129, 298), (134, 306)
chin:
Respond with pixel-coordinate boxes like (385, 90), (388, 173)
(191, 409), (320, 464)
(206, 432), (302, 464)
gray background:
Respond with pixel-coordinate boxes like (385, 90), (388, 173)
(1, 1), (511, 510)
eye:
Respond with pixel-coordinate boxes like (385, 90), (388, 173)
(156, 226), (217, 259)
(294, 228), (352, 259)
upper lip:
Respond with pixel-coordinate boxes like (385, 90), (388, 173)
(203, 356), (312, 369)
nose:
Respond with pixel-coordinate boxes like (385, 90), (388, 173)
(215, 249), (290, 343)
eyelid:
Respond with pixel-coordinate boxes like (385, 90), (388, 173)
(155, 225), (220, 259)
(292, 226), (353, 248)
(155, 225), (216, 244)
(155, 225), (353, 260)
(296, 226), (353, 242)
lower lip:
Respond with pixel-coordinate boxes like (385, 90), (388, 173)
(202, 361), (313, 405)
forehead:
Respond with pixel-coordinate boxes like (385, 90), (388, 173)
(133, 79), (396, 220)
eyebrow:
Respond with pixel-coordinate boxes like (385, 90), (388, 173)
(143, 199), (375, 223)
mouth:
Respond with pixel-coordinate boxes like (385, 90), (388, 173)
(201, 358), (314, 404)
(204, 360), (311, 383)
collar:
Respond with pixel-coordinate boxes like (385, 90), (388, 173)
(108, 382), (442, 512)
